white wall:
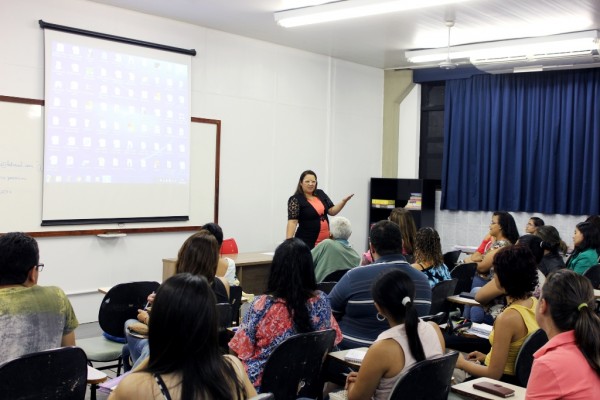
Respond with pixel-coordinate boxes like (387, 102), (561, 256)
(397, 84), (420, 178)
(0, 0), (383, 322)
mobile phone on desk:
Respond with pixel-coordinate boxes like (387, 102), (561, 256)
(473, 381), (515, 398)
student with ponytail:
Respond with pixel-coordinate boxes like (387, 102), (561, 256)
(526, 269), (600, 400)
(344, 269), (445, 400)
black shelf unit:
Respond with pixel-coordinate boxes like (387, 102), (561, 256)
(369, 178), (436, 234)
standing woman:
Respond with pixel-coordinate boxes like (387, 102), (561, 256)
(287, 170), (353, 249)
(566, 222), (600, 275)
(411, 227), (451, 288)
(526, 269), (600, 399)
(110, 273), (256, 400)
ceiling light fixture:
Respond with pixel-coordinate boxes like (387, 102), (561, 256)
(405, 30), (599, 64)
(274, 0), (474, 28)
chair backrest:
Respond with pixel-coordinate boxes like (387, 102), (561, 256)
(99, 281), (160, 338)
(0, 346), (88, 400)
(450, 263), (477, 295)
(583, 264), (600, 289)
(514, 329), (549, 387)
(221, 238), (239, 255)
(261, 329), (336, 399)
(443, 250), (462, 269)
(229, 285), (244, 326)
(430, 279), (458, 315)
(216, 303), (233, 329)
(316, 281), (337, 295)
(388, 350), (459, 400)
(322, 268), (350, 283)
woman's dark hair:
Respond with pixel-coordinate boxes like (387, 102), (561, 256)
(413, 227), (443, 267)
(535, 225), (568, 255)
(529, 217), (545, 228)
(389, 208), (417, 255)
(294, 170), (318, 196)
(202, 223), (224, 246)
(493, 246), (538, 299)
(516, 234), (544, 265)
(585, 215), (600, 234)
(266, 238), (317, 333)
(573, 222), (600, 252)
(541, 269), (600, 376)
(372, 269), (425, 362)
(176, 230), (219, 282)
(146, 273), (246, 399)
(493, 211), (519, 244)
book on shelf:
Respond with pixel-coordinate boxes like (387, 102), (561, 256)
(404, 192), (422, 210)
(344, 348), (367, 364)
(371, 199), (395, 206)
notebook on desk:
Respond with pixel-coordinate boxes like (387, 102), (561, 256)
(344, 348), (367, 364)
(97, 372), (130, 393)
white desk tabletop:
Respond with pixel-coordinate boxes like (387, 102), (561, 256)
(447, 294), (481, 306)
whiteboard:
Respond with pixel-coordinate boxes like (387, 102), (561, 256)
(0, 97), (219, 236)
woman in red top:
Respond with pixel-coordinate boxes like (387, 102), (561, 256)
(286, 170), (353, 249)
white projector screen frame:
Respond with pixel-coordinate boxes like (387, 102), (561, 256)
(41, 25), (194, 225)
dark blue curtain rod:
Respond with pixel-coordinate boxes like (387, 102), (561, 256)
(39, 19), (196, 56)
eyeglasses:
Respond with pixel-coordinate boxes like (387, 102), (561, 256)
(36, 263), (44, 272)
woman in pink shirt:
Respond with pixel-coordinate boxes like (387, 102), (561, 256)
(526, 269), (600, 400)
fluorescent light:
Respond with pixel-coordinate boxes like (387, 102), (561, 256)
(275, 0), (473, 28)
(405, 30), (599, 64)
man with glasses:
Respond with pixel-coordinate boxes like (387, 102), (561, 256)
(0, 232), (78, 363)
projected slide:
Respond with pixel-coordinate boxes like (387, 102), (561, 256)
(42, 30), (192, 224)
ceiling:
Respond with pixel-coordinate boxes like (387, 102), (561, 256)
(89, 0), (600, 70)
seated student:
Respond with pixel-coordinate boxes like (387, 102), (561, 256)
(411, 227), (451, 288)
(228, 238), (342, 391)
(203, 222), (238, 286)
(311, 216), (360, 282)
(526, 269), (600, 400)
(330, 220), (431, 349)
(525, 217), (545, 234)
(455, 246), (539, 384)
(343, 269), (445, 400)
(124, 230), (230, 370)
(469, 235), (545, 324)
(0, 232), (78, 364)
(110, 273), (256, 400)
(535, 225), (567, 276)
(361, 207), (417, 265)
(566, 221), (600, 275)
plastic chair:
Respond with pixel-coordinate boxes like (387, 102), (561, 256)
(260, 329), (336, 399)
(229, 285), (244, 326)
(429, 278), (458, 316)
(78, 281), (160, 378)
(316, 281), (337, 294)
(387, 350), (459, 400)
(421, 311), (447, 325)
(514, 329), (548, 387)
(217, 302), (233, 352)
(443, 250), (462, 268)
(221, 238), (239, 254)
(450, 263), (477, 295)
(0, 346), (88, 400)
(583, 264), (600, 289)
(321, 268), (350, 283)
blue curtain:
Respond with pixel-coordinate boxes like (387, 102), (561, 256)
(441, 68), (600, 215)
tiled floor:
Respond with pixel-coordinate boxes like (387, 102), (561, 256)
(76, 322), (121, 400)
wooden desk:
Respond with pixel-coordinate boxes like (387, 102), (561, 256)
(447, 294), (481, 306)
(162, 252), (273, 294)
(98, 287), (110, 295)
(450, 377), (526, 400)
(595, 289), (600, 299)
